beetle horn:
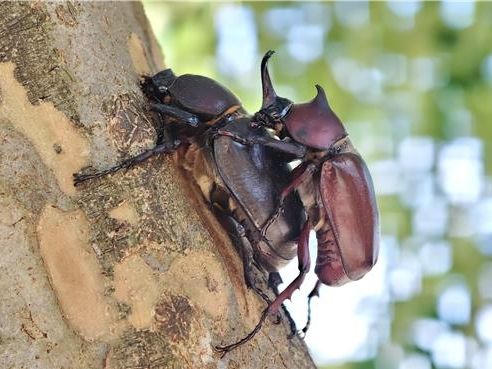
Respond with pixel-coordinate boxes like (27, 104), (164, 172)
(261, 50), (278, 109)
(311, 85), (331, 111)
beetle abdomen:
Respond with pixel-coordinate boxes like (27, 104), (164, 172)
(314, 225), (351, 286)
(318, 153), (379, 281)
(213, 119), (305, 270)
(170, 74), (241, 119)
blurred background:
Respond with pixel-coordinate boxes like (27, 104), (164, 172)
(142, 2), (492, 368)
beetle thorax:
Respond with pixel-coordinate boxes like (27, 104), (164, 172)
(296, 171), (326, 232)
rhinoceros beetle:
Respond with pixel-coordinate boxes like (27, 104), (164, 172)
(73, 51), (379, 357)
(73, 64), (308, 345)
(213, 51), (380, 354)
(256, 51), (379, 287)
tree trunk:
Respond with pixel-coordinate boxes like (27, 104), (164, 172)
(0, 3), (316, 369)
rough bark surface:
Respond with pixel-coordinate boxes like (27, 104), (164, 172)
(0, 2), (320, 369)
(0, 3), (316, 369)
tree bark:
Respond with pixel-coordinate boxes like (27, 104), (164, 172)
(0, 3), (316, 369)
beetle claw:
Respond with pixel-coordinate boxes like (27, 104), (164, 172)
(260, 204), (284, 238)
(261, 233), (272, 245)
(73, 172), (92, 186)
(272, 313), (282, 325)
(214, 309), (270, 357)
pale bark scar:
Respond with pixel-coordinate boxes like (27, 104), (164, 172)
(128, 33), (151, 76)
(162, 251), (229, 321)
(113, 255), (160, 329)
(37, 205), (118, 341)
(109, 200), (139, 225)
(0, 62), (89, 195)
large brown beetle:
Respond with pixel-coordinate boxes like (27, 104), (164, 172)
(73, 66), (307, 338)
(213, 51), (380, 354)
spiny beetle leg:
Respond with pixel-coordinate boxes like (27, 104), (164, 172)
(214, 309), (270, 359)
(73, 139), (180, 186)
(299, 279), (321, 338)
(213, 128), (252, 146)
(269, 272), (298, 336)
(267, 221), (311, 314)
(215, 128), (306, 159)
(212, 210), (272, 305)
(260, 162), (316, 237)
(150, 103), (201, 127)
(214, 221), (311, 356)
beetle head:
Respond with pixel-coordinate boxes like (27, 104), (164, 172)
(253, 50), (293, 130)
(141, 68), (177, 101)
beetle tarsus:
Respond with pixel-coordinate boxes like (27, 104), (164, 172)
(214, 308), (269, 358)
(300, 280), (321, 337)
(73, 139), (180, 186)
(215, 221), (311, 355)
(214, 128), (252, 146)
(260, 202), (284, 237)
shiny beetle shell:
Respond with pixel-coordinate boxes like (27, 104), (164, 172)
(213, 119), (305, 271)
(146, 69), (241, 120)
(170, 74), (241, 118)
(283, 85), (347, 150)
(315, 152), (379, 285)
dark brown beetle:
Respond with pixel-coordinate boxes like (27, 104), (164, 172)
(141, 68), (243, 128)
(214, 51), (380, 354)
(73, 66), (307, 340)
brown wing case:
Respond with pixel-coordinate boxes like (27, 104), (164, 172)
(319, 153), (379, 281)
(171, 74), (241, 118)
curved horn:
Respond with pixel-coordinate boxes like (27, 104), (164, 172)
(261, 50), (278, 108)
(312, 84), (330, 110)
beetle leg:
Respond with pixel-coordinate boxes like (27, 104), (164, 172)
(259, 136), (306, 158)
(299, 279), (321, 337)
(214, 221), (311, 356)
(215, 128), (306, 159)
(268, 272), (298, 336)
(150, 103), (201, 127)
(211, 210), (272, 304)
(153, 111), (174, 146)
(260, 163), (316, 237)
(267, 220), (311, 314)
(214, 309), (270, 358)
(73, 139), (181, 186)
